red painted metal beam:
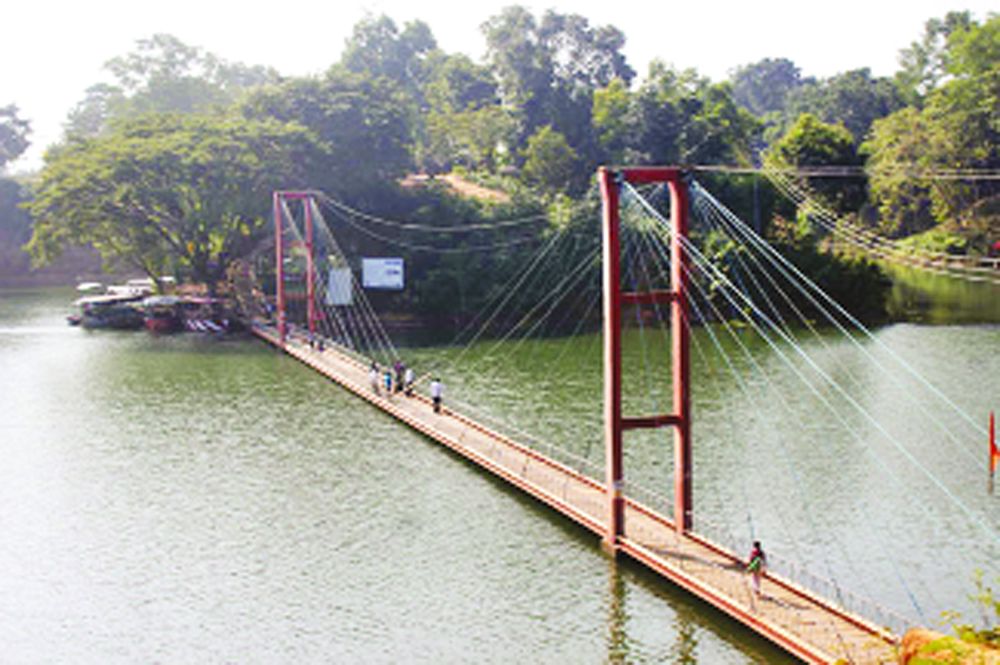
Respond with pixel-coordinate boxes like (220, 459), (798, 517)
(669, 177), (692, 533)
(600, 166), (693, 541)
(273, 192), (287, 344)
(305, 197), (316, 336)
(599, 167), (625, 552)
(622, 290), (676, 305)
(617, 166), (685, 185)
(622, 415), (682, 430)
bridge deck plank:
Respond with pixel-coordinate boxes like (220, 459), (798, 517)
(254, 325), (898, 664)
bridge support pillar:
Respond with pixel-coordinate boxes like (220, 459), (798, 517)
(599, 167), (692, 546)
(273, 191), (319, 346)
(274, 192), (287, 344)
(305, 197), (316, 336)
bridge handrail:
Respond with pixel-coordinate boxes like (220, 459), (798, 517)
(261, 321), (914, 639)
(622, 481), (913, 637)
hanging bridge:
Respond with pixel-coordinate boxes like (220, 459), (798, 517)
(247, 167), (998, 664)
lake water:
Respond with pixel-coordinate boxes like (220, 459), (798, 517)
(1, 279), (997, 663)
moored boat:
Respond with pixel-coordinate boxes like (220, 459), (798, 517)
(142, 295), (183, 333)
(180, 296), (231, 334)
(73, 294), (145, 329)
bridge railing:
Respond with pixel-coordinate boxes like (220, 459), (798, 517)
(439, 404), (916, 638)
(690, 510), (913, 637)
(444, 396), (607, 480)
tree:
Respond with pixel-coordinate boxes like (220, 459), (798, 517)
(342, 15), (437, 97)
(766, 113), (865, 214)
(865, 14), (999, 240)
(779, 69), (904, 143)
(482, 5), (633, 160)
(242, 67), (414, 196)
(520, 125), (579, 194)
(624, 62), (757, 166)
(861, 108), (935, 236)
(64, 34), (279, 139)
(0, 105), (31, 170)
(730, 58), (805, 117)
(27, 113), (319, 288)
(592, 78), (633, 163)
(419, 53), (508, 172)
(895, 11), (975, 104)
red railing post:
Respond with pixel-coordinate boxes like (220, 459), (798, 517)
(274, 192), (286, 344)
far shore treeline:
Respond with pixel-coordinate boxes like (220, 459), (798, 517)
(0, 8), (996, 326)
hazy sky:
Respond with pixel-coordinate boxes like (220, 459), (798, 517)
(3, 0), (995, 171)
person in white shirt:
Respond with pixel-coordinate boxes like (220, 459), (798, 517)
(404, 367), (415, 396)
(429, 377), (443, 413)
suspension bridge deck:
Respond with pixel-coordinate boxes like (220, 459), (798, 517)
(253, 322), (899, 664)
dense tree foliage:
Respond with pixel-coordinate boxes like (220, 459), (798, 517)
(64, 34), (279, 139)
(765, 113), (865, 214)
(0, 104), (31, 170)
(27, 114), (319, 288)
(731, 58), (806, 117)
(9, 5), (995, 324)
(778, 69), (904, 143)
(895, 11), (976, 104)
(865, 13), (999, 241)
(241, 67), (414, 197)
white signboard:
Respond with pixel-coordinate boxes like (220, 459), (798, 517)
(326, 268), (353, 306)
(362, 258), (405, 290)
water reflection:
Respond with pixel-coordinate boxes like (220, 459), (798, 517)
(605, 558), (630, 663)
(886, 263), (1000, 323)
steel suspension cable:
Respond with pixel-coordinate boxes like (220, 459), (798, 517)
(693, 182), (988, 460)
(632, 184), (999, 547)
(635, 192), (929, 625)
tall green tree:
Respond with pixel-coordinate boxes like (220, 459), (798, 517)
(626, 62), (757, 166)
(0, 105), (31, 170)
(766, 113), (865, 215)
(419, 53), (509, 172)
(520, 125), (580, 194)
(242, 67), (414, 197)
(64, 34), (279, 139)
(730, 57), (806, 117)
(482, 6), (633, 160)
(27, 113), (319, 288)
(895, 11), (975, 104)
(341, 15), (437, 97)
(778, 69), (904, 143)
(592, 78), (633, 163)
(865, 13), (999, 240)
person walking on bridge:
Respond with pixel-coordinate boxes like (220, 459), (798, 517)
(429, 377), (443, 413)
(403, 366), (415, 396)
(369, 362), (380, 395)
(394, 360), (405, 393)
(747, 540), (767, 598)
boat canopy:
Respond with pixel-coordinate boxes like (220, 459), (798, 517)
(73, 293), (143, 307)
(142, 295), (182, 307)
